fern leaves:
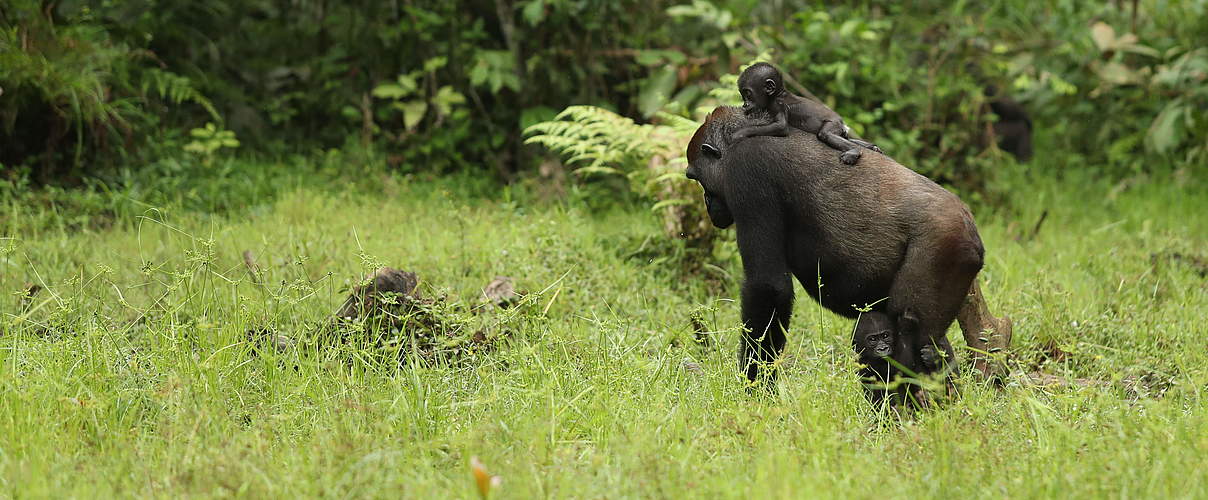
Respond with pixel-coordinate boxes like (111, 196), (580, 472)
(523, 105), (666, 176)
(142, 69), (221, 122)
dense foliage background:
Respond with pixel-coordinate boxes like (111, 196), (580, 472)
(3, 0), (1204, 191)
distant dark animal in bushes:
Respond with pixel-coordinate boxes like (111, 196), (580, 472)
(685, 106), (984, 394)
(985, 86), (1033, 162)
(731, 62), (881, 165)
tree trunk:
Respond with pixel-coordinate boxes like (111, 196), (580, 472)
(956, 278), (1013, 380)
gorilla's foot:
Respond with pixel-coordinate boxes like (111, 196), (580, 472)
(839, 149), (861, 165)
(957, 279), (1013, 381)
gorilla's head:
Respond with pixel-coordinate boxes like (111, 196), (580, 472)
(736, 62), (783, 114)
(685, 107), (744, 229)
(854, 312), (896, 362)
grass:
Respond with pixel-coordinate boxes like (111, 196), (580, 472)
(1, 158), (1205, 498)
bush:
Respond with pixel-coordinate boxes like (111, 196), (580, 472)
(2, 0), (1203, 189)
(0, 1), (214, 182)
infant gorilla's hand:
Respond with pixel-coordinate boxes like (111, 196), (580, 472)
(919, 344), (944, 370)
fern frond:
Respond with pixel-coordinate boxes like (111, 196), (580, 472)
(654, 112), (701, 134)
(142, 68), (221, 121)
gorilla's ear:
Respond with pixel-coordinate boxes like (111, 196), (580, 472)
(763, 78), (778, 95)
(701, 143), (721, 159)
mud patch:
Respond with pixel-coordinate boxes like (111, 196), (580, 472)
(249, 267), (524, 365)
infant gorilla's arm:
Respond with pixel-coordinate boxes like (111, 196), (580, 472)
(730, 102), (789, 142)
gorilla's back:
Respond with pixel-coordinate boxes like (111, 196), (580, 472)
(726, 130), (980, 316)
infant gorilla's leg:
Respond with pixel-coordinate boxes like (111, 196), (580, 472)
(817, 121), (864, 165)
(848, 137), (883, 154)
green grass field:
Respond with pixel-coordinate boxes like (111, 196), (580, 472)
(2, 163), (1205, 498)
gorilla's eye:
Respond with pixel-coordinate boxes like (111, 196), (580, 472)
(701, 143), (721, 159)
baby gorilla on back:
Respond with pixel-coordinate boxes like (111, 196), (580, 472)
(731, 62), (882, 165)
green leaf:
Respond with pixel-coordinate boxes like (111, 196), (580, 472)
(401, 100), (428, 130)
(1047, 73), (1078, 95)
(573, 165), (623, 176)
(471, 51), (520, 93)
(397, 74), (419, 94)
(522, 0), (546, 26)
(1146, 100), (1186, 154)
(1012, 74), (1034, 91)
(372, 83), (408, 100)
(638, 67), (678, 118)
(721, 32), (740, 49)
(651, 199), (691, 212)
(651, 172), (688, 184)
(423, 57), (448, 73)
(433, 86), (466, 117)
(469, 62), (489, 89)
(520, 106), (558, 131)
(838, 19), (860, 38)
(636, 49), (681, 66)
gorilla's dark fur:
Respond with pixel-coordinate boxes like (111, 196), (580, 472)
(686, 106), (985, 398)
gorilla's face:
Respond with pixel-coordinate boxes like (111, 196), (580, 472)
(859, 329), (894, 359)
(685, 142), (734, 229)
(737, 64), (780, 114)
(854, 313), (897, 362)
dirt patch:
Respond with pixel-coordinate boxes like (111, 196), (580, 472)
(1151, 251), (1208, 278)
(1023, 369), (1176, 401)
(481, 276), (521, 309)
(248, 267), (521, 365)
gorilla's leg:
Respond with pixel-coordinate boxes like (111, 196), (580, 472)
(817, 120), (864, 165)
(739, 284), (790, 384)
(848, 137), (882, 153)
(956, 280), (1014, 380)
(734, 210), (793, 386)
(887, 229), (983, 382)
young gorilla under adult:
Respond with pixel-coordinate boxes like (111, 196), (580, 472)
(686, 106), (985, 396)
(853, 309), (947, 405)
(852, 311), (916, 405)
(731, 62), (882, 165)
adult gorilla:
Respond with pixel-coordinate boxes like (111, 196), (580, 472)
(685, 106), (994, 397)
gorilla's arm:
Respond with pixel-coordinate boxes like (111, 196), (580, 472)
(733, 201), (793, 384)
(730, 101), (790, 142)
